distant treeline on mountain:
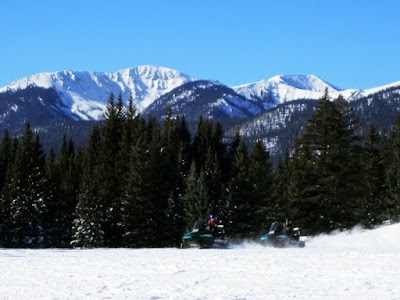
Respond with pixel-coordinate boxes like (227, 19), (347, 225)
(0, 91), (400, 248)
(1, 83), (400, 160)
(227, 86), (400, 156)
(1, 66), (400, 158)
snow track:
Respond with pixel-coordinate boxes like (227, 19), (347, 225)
(1, 224), (399, 299)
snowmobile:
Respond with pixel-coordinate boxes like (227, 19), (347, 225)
(181, 219), (229, 249)
(260, 221), (306, 248)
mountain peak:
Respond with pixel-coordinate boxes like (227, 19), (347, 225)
(113, 65), (191, 79)
(1, 66), (399, 124)
(266, 74), (339, 92)
(0, 65), (194, 120)
(233, 74), (344, 107)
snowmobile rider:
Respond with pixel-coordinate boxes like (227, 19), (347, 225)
(270, 221), (284, 234)
(284, 218), (293, 235)
(206, 215), (217, 234)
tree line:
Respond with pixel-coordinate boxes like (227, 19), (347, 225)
(0, 91), (399, 248)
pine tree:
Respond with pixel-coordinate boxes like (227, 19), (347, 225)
(329, 95), (365, 228)
(227, 128), (241, 167)
(386, 117), (400, 220)
(191, 117), (213, 170)
(0, 129), (14, 193)
(121, 118), (151, 247)
(227, 138), (253, 239)
(120, 116), (174, 248)
(203, 149), (225, 216)
(42, 148), (62, 247)
(0, 129), (15, 246)
(8, 123), (47, 247)
(0, 188), (12, 246)
(204, 122), (228, 217)
(99, 93), (126, 247)
(162, 110), (191, 246)
(288, 91), (364, 234)
(361, 124), (388, 226)
(145, 117), (171, 247)
(271, 150), (290, 222)
(183, 162), (210, 231)
(192, 119), (230, 219)
(249, 138), (273, 234)
(120, 95), (138, 181)
(71, 125), (104, 248)
(166, 190), (185, 247)
(288, 136), (320, 234)
(57, 135), (79, 246)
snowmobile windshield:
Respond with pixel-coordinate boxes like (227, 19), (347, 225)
(270, 222), (284, 232)
(192, 220), (207, 231)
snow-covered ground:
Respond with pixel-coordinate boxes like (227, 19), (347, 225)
(1, 223), (400, 300)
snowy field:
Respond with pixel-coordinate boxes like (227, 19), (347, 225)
(1, 224), (400, 300)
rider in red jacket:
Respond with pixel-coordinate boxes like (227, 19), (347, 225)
(207, 216), (217, 233)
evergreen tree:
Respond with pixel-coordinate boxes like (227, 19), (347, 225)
(0, 189), (12, 246)
(227, 128), (241, 166)
(288, 136), (319, 234)
(166, 190), (185, 247)
(162, 110), (191, 246)
(121, 116), (156, 247)
(330, 95), (365, 227)
(99, 93), (126, 247)
(0, 129), (15, 246)
(120, 95), (138, 178)
(361, 124), (388, 226)
(191, 117), (213, 170)
(123, 114), (191, 247)
(204, 122), (228, 217)
(57, 135), (79, 246)
(203, 149), (225, 216)
(249, 138), (273, 234)
(227, 138), (253, 239)
(288, 91), (363, 234)
(192, 119), (230, 220)
(271, 150), (290, 222)
(0, 129), (14, 193)
(183, 162), (210, 230)
(145, 117), (172, 247)
(386, 117), (400, 220)
(71, 125), (104, 248)
(43, 148), (63, 247)
(8, 123), (47, 247)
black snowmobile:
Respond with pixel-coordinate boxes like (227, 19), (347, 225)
(181, 219), (229, 249)
(260, 221), (306, 248)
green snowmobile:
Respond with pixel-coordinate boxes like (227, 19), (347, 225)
(181, 219), (229, 249)
(260, 221), (306, 248)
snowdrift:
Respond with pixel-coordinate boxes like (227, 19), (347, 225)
(229, 222), (400, 250)
(307, 222), (400, 249)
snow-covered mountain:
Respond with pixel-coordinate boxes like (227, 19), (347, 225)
(228, 84), (400, 155)
(232, 74), (400, 107)
(1, 66), (400, 124)
(0, 65), (194, 120)
(1, 66), (399, 157)
(1, 66), (400, 154)
(143, 80), (263, 128)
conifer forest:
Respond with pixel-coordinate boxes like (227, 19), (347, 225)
(0, 92), (400, 248)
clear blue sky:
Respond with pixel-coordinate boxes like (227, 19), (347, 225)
(1, 1), (399, 89)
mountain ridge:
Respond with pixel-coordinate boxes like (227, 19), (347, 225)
(1, 66), (399, 156)
(1, 66), (400, 123)
(0, 65), (194, 120)
(143, 80), (262, 131)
